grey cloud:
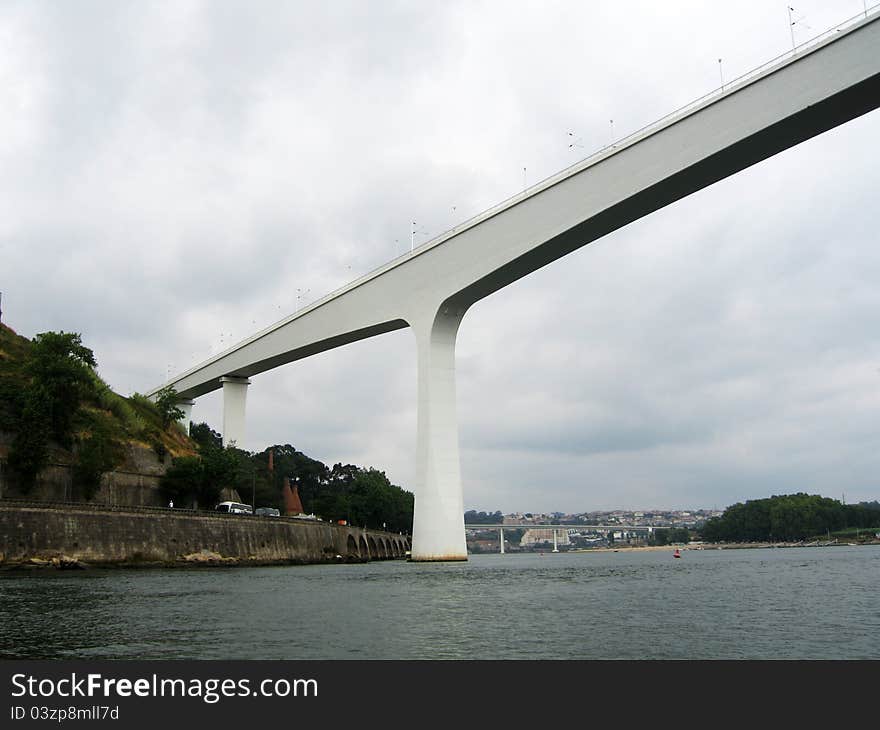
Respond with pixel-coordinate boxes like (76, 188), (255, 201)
(2, 0), (877, 515)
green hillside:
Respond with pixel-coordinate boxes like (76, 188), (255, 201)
(2, 322), (414, 531)
(0, 322), (196, 496)
(0, 323), (33, 431)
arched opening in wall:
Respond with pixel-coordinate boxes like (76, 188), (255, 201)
(381, 538), (390, 558)
(368, 536), (378, 558)
(347, 534), (359, 559)
(359, 535), (369, 559)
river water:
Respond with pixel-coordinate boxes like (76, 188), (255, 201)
(1, 546), (877, 659)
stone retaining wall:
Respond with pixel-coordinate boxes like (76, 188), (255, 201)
(0, 504), (410, 566)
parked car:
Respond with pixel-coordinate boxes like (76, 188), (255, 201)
(255, 507), (280, 517)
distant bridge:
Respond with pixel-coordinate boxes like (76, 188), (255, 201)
(465, 523), (673, 553)
(149, 10), (880, 561)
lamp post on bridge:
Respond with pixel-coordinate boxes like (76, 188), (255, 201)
(411, 221), (427, 252)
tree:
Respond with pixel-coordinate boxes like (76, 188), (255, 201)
(160, 435), (416, 528)
(697, 493), (873, 542)
(155, 385), (185, 428)
(7, 385), (52, 492)
(73, 421), (122, 501)
(190, 422), (222, 450)
(464, 510), (504, 524)
(650, 530), (670, 546)
(308, 465), (413, 532)
(250, 444), (330, 513)
(159, 429), (241, 509)
(667, 527), (691, 544)
(26, 331), (96, 445)
(159, 456), (203, 507)
(503, 528), (525, 546)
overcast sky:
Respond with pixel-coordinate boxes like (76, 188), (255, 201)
(2, 1), (878, 513)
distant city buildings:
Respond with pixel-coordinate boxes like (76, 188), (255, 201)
(486, 507), (722, 528)
(465, 507), (723, 553)
(520, 528), (571, 548)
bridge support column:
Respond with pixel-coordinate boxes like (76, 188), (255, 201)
(220, 376), (250, 448)
(410, 308), (468, 561)
(176, 398), (195, 433)
(499, 527), (505, 554)
(552, 530), (559, 553)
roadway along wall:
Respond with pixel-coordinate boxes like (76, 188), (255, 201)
(0, 504), (410, 567)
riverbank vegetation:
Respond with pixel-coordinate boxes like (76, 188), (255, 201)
(1, 322), (414, 533)
(0, 324), (194, 497)
(699, 493), (880, 542)
(465, 495), (879, 552)
(160, 427), (413, 533)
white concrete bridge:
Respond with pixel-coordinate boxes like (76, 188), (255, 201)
(148, 10), (880, 562)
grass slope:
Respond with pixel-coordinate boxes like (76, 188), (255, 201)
(0, 322), (196, 462)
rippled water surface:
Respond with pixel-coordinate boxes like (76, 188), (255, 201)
(1, 547), (878, 659)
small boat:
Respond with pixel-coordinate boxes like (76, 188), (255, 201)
(673, 548), (681, 558)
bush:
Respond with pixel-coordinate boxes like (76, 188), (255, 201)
(73, 426), (122, 501)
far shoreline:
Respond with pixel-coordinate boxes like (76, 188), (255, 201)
(502, 539), (880, 555)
